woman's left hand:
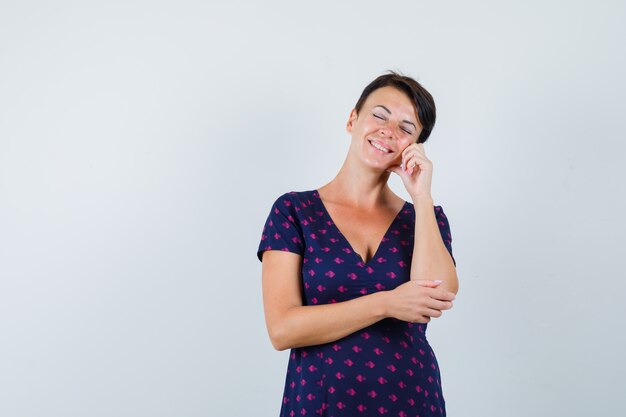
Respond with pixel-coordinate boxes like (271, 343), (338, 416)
(386, 143), (433, 201)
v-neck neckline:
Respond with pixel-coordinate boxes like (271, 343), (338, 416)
(312, 189), (408, 266)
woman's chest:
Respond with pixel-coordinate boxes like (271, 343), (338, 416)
(299, 210), (415, 304)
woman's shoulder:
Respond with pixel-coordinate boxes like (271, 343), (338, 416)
(271, 189), (316, 204)
(268, 189), (318, 217)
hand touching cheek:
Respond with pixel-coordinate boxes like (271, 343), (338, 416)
(386, 143), (433, 201)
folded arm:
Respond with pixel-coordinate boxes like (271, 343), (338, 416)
(260, 250), (454, 351)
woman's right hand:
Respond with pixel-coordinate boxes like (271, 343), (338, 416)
(385, 279), (456, 323)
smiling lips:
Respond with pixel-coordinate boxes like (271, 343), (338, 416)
(368, 139), (393, 154)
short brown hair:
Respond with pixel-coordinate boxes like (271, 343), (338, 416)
(354, 70), (436, 144)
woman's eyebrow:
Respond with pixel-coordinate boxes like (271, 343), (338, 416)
(374, 105), (417, 129)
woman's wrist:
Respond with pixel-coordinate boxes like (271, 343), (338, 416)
(410, 193), (433, 204)
(370, 290), (391, 320)
(410, 194), (434, 205)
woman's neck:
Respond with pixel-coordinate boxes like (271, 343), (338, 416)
(318, 157), (401, 210)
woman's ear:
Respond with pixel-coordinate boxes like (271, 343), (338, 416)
(346, 108), (358, 133)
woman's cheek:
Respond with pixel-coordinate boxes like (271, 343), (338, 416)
(391, 153), (403, 167)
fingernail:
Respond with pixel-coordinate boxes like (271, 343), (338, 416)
(434, 280), (443, 284)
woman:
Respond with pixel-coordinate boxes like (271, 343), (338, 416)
(256, 71), (458, 417)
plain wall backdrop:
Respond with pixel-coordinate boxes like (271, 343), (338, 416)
(1, 1), (624, 416)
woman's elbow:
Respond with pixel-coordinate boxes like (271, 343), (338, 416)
(440, 275), (459, 296)
(271, 340), (289, 351)
(268, 321), (292, 351)
(451, 276), (459, 296)
(269, 328), (291, 351)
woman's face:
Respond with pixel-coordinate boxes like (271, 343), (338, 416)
(346, 86), (422, 171)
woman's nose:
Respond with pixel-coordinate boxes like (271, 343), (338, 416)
(378, 124), (391, 137)
(378, 124), (393, 138)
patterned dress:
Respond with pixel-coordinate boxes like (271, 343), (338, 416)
(257, 189), (456, 417)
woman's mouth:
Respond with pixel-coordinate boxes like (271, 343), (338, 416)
(368, 139), (392, 154)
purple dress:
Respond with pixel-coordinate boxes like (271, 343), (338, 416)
(257, 190), (456, 417)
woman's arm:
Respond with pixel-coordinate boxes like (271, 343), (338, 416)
(261, 250), (454, 351)
(410, 197), (459, 294)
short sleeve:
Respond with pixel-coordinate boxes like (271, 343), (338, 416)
(435, 205), (456, 267)
(256, 193), (305, 262)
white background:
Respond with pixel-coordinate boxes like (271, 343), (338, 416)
(1, 1), (624, 416)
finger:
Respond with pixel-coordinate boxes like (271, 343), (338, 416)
(402, 154), (413, 175)
(413, 316), (431, 323)
(406, 152), (426, 165)
(432, 289), (456, 301)
(402, 146), (414, 161)
(432, 299), (454, 310)
(402, 154), (410, 175)
(422, 308), (443, 318)
(403, 151), (426, 173)
(403, 145), (425, 160)
(405, 156), (420, 176)
(402, 141), (421, 155)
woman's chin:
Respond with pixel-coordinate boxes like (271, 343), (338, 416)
(362, 159), (396, 173)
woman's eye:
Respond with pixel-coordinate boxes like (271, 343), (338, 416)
(401, 128), (412, 135)
(373, 114), (385, 120)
